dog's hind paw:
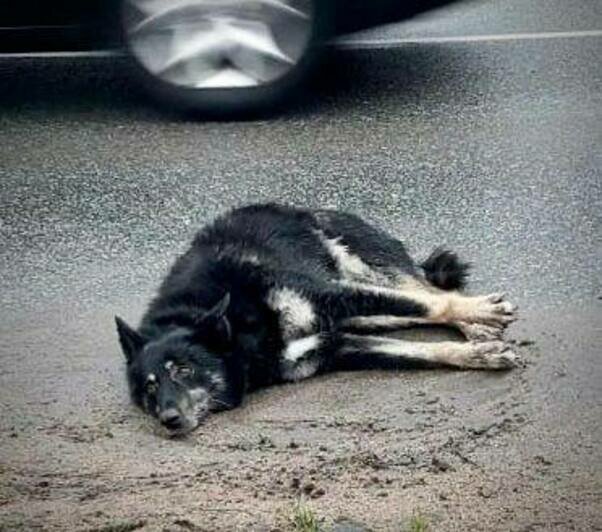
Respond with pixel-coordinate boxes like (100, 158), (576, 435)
(458, 322), (504, 342)
(465, 293), (518, 328)
(465, 342), (519, 370)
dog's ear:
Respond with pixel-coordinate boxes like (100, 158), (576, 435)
(204, 292), (231, 321)
(194, 293), (232, 349)
(115, 316), (147, 363)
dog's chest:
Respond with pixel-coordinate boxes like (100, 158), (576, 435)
(266, 287), (318, 340)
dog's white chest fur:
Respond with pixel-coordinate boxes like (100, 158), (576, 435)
(267, 288), (321, 381)
(267, 287), (316, 340)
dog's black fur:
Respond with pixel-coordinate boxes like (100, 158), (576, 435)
(116, 203), (497, 436)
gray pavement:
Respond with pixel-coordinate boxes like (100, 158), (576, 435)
(341, 0), (602, 40)
(1, 1), (601, 530)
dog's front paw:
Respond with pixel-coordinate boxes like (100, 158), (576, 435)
(465, 341), (519, 370)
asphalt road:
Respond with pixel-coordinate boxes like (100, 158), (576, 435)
(1, 1), (601, 530)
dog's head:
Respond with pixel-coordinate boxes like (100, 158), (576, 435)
(115, 294), (233, 436)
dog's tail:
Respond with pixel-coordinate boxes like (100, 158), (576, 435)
(420, 248), (470, 291)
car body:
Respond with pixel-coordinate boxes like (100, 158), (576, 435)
(0, 0), (460, 114)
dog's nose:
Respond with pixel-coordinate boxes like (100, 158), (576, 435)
(159, 409), (183, 429)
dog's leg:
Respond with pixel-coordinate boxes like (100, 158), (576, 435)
(272, 271), (515, 337)
(335, 333), (518, 370)
(278, 334), (327, 382)
(271, 274), (433, 323)
(405, 288), (517, 329)
(339, 280), (517, 333)
(340, 315), (505, 342)
(340, 315), (433, 331)
(277, 326), (518, 384)
(394, 277), (515, 339)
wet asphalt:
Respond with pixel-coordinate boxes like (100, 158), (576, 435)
(0, 0), (601, 530)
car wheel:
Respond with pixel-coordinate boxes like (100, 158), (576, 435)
(121, 0), (325, 116)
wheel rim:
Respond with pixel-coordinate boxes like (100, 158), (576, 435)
(123, 0), (314, 89)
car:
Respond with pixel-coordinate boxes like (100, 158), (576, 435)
(0, 0), (459, 115)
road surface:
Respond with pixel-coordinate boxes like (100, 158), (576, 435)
(1, 0), (601, 530)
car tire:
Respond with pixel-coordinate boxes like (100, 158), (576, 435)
(120, 0), (328, 117)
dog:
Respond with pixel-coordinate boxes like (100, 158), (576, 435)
(116, 203), (517, 436)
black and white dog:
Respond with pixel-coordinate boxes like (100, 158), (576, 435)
(116, 204), (517, 436)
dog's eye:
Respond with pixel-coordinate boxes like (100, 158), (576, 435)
(175, 366), (194, 378)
